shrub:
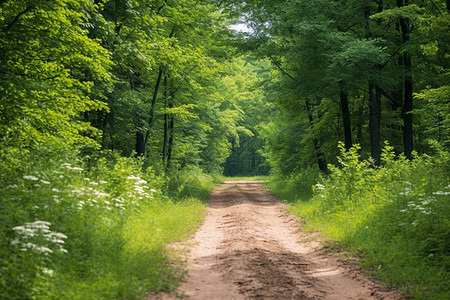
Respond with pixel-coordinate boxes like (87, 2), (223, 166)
(287, 142), (449, 298)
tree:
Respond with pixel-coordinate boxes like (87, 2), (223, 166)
(0, 0), (111, 182)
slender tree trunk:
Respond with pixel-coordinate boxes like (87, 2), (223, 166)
(356, 92), (366, 143)
(364, 3), (382, 165)
(166, 114), (174, 170)
(397, 0), (414, 159)
(369, 83), (382, 165)
(339, 81), (353, 150)
(136, 66), (163, 157)
(402, 52), (413, 159)
(305, 99), (328, 173)
(162, 76), (169, 165)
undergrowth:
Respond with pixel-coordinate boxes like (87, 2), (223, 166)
(224, 175), (269, 181)
(0, 151), (212, 299)
(275, 142), (449, 299)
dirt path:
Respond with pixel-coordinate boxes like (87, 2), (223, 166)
(156, 181), (403, 299)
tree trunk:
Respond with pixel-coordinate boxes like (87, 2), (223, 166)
(369, 82), (382, 165)
(162, 76), (169, 164)
(136, 66), (163, 157)
(166, 114), (174, 170)
(305, 99), (328, 173)
(397, 0), (414, 159)
(402, 51), (413, 159)
(339, 81), (353, 150)
(364, 3), (382, 165)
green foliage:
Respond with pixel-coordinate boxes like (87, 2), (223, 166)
(166, 165), (220, 201)
(0, 0), (112, 183)
(287, 143), (450, 298)
(267, 166), (321, 203)
(0, 151), (208, 299)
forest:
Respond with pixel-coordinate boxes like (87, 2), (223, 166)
(0, 0), (448, 299)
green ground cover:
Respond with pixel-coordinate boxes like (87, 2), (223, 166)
(271, 144), (450, 299)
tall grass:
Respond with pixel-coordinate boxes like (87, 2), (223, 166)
(0, 151), (211, 299)
(277, 143), (449, 298)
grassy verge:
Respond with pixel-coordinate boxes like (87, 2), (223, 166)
(1, 153), (213, 299)
(53, 199), (206, 299)
(224, 175), (269, 181)
(271, 144), (449, 299)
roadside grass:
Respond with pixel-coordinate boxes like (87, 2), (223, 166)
(52, 199), (206, 300)
(273, 144), (450, 299)
(1, 152), (211, 300)
(224, 175), (269, 181)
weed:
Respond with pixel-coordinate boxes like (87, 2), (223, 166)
(274, 142), (450, 299)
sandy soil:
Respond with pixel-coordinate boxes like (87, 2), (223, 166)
(154, 180), (404, 300)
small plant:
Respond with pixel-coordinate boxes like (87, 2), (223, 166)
(284, 142), (449, 298)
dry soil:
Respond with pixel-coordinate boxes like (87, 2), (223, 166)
(154, 180), (404, 300)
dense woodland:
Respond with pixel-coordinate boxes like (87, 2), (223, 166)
(0, 0), (449, 299)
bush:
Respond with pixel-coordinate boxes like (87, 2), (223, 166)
(287, 142), (449, 298)
(0, 152), (208, 299)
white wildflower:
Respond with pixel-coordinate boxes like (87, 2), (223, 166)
(23, 175), (39, 181)
(51, 232), (67, 239)
(40, 180), (51, 185)
(38, 246), (53, 254)
(127, 175), (141, 180)
(41, 268), (54, 277)
(315, 183), (325, 190)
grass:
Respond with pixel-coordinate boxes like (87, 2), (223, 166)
(50, 198), (207, 300)
(271, 144), (450, 299)
(1, 153), (214, 300)
(224, 175), (269, 181)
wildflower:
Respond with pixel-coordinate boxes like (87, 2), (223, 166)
(315, 183), (325, 190)
(51, 232), (67, 239)
(150, 189), (157, 193)
(127, 175), (141, 180)
(99, 180), (107, 184)
(433, 191), (450, 195)
(38, 246), (53, 254)
(41, 268), (54, 277)
(93, 191), (110, 198)
(23, 175), (39, 181)
(40, 180), (51, 185)
(52, 188), (61, 192)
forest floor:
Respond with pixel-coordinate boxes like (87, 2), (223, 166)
(153, 180), (405, 299)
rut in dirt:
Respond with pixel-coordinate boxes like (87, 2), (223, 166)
(157, 180), (403, 300)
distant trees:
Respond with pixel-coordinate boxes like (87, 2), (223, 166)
(0, 0), (254, 179)
(219, 0), (449, 175)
